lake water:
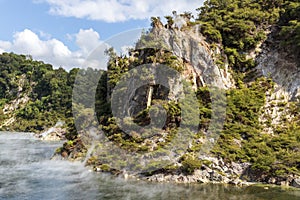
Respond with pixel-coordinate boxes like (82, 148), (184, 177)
(0, 132), (299, 200)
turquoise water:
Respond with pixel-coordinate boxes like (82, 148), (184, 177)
(0, 132), (299, 200)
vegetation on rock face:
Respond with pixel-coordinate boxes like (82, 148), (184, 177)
(195, 0), (300, 71)
(212, 79), (299, 177)
(94, 47), (185, 151)
(90, 0), (300, 179)
(194, 0), (281, 71)
(0, 0), (299, 185)
(279, 1), (300, 48)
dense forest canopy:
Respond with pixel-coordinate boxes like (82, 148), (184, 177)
(0, 52), (78, 134)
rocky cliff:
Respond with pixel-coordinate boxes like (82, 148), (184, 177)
(136, 25), (234, 90)
(68, 20), (300, 188)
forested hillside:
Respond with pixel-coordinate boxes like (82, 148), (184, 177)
(0, 53), (77, 135)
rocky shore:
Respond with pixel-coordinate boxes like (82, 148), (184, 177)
(36, 121), (67, 141)
(57, 132), (300, 189)
(91, 155), (300, 188)
(143, 156), (253, 186)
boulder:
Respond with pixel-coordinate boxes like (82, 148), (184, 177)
(39, 127), (66, 141)
(292, 178), (300, 188)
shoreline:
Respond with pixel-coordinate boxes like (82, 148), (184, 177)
(90, 167), (300, 190)
(3, 131), (300, 189)
(89, 157), (300, 189)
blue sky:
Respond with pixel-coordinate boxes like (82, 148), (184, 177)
(0, 0), (203, 70)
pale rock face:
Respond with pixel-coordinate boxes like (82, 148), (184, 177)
(166, 27), (233, 89)
(256, 48), (300, 101)
(122, 26), (234, 127)
(0, 74), (30, 128)
(137, 26), (235, 90)
(39, 127), (66, 141)
(255, 39), (300, 134)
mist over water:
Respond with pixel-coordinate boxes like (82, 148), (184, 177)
(0, 132), (299, 200)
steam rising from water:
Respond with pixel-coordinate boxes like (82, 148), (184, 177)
(0, 132), (299, 200)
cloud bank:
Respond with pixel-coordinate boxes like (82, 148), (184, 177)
(40, 0), (203, 22)
(0, 28), (102, 70)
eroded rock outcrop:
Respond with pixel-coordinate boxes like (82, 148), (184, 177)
(137, 26), (235, 90)
(256, 44), (300, 101)
(253, 28), (300, 134)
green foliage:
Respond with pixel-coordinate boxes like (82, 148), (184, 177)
(180, 153), (203, 174)
(96, 47), (188, 152)
(100, 164), (111, 172)
(195, 0), (284, 70)
(211, 78), (300, 176)
(279, 1), (300, 48)
(213, 78), (271, 158)
(0, 53), (80, 136)
(164, 15), (174, 28)
(106, 47), (130, 89)
(0, 53), (31, 100)
(198, 22), (222, 42)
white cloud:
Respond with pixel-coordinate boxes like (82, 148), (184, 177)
(39, 30), (52, 40)
(13, 29), (51, 57)
(0, 41), (11, 54)
(0, 28), (146, 70)
(0, 28), (104, 70)
(75, 28), (101, 54)
(40, 0), (204, 22)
